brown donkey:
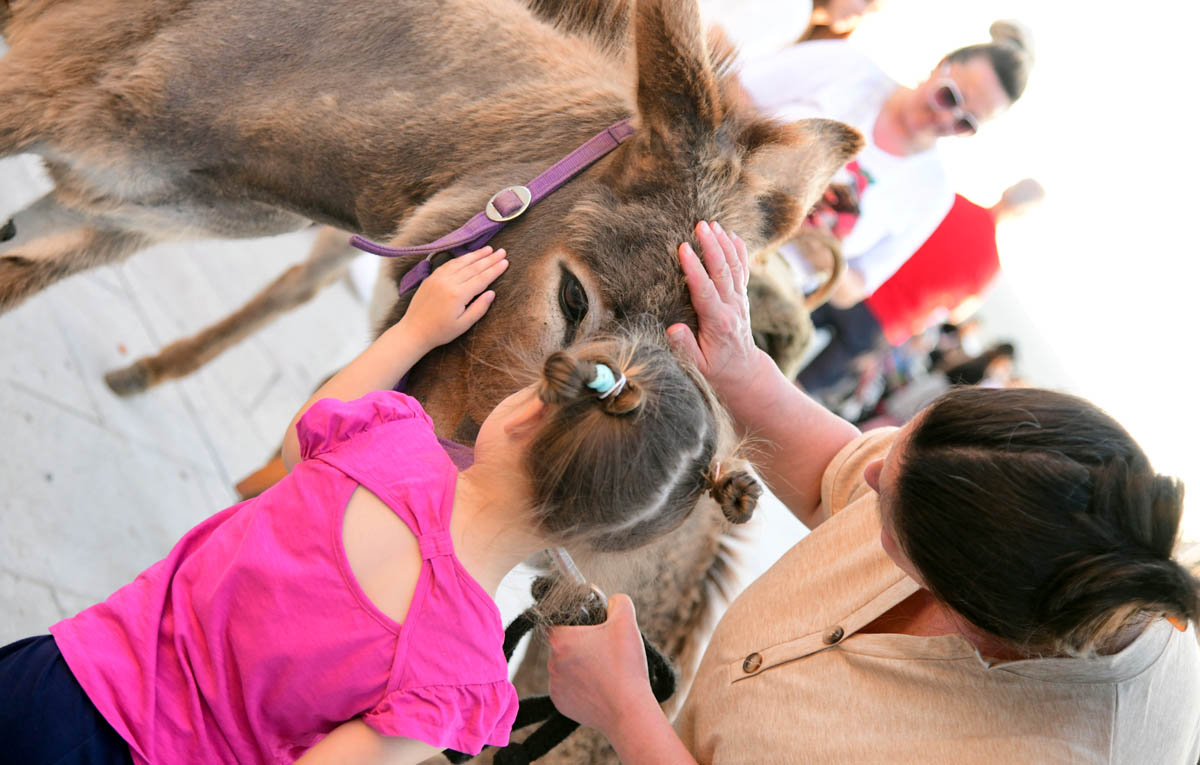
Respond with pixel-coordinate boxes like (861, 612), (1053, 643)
(0, 0), (859, 758)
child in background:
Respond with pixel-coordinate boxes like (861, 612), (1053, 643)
(0, 244), (759, 765)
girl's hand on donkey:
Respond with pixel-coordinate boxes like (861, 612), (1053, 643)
(547, 594), (657, 737)
(667, 221), (762, 404)
(404, 246), (509, 349)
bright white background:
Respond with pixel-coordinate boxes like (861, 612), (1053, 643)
(851, 2), (1200, 539)
(710, 0), (1200, 539)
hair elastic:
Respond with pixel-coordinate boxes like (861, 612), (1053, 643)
(706, 461), (722, 490)
(587, 363), (627, 400)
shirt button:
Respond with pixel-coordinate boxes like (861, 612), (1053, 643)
(823, 626), (845, 645)
(742, 652), (763, 673)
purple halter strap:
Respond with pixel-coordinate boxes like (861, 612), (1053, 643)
(349, 118), (635, 295)
(349, 119), (635, 459)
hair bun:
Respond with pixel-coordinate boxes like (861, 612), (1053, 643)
(989, 19), (1033, 59)
(706, 464), (762, 524)
(538, 351), (643, 415)
(1149, 473), (1186, 557)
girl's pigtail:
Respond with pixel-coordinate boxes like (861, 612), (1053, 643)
(539, 350), (593, 405)
(599, 370), (642, 416)
(538, 350), (643, 416)
(705, 461), (762, 524)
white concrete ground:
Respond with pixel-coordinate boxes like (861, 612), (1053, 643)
(0, 153), (377, 644)
(0, 152), (808, 648)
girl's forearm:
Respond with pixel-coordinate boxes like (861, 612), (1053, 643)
(305, 319), (430, 405)
(282, 319), (429, 469)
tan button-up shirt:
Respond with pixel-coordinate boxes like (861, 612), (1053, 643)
(675, 430), (1200, 763)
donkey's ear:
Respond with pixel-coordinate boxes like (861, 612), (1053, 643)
(746, 118), (864, 246)
(632, 0), (721, 147)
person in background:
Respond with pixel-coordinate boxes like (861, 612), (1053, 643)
(544, 222), (1200, 763)
(701, 0), (883, 61)
(798, 0), (884, 42)
(800, 179), (1043, 394)
(739, 22), (1034, 309)
(860, 340), (1019, 429)
(944, 340), (1016, 386)
(700, 0), (814, 60)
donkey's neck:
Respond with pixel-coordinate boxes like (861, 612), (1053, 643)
(140, 0), (636, 237)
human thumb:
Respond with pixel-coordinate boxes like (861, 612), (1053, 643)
(605, 593), (637, 627)
(666, 324), (702, 365)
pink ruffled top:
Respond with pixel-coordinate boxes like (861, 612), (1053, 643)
(51, 391), (518, 764)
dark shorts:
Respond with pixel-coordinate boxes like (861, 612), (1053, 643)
(799, 301), (885, 392)
(0, 635), (134, 765)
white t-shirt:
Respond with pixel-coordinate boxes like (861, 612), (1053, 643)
(699, 0), (813, 61)
(739, 40), (954, 294)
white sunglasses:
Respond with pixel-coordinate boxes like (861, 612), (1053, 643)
(928, 67), (980, 136)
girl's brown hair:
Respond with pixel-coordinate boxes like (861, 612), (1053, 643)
(525, 328), (760, 552)
(892, 387), (1198, 656)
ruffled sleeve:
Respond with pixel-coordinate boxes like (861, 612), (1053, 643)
(362, 680), (519, 755)
(297, 391), (433, 460)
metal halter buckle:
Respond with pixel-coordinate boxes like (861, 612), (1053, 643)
(485, 185), (533, 222)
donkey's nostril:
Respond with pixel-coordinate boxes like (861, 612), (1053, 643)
(0, 220), (15, 242)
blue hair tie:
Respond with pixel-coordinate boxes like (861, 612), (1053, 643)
(587, 363), (627, 399)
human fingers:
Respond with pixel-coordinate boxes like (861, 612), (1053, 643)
(460, 253), (509, 296)
(546, 594), (640, 660)
(442, 245), (495, 273)
(454, 247), (507, 281)
(666, 323), (705, 370)
(457, 290), (496, 328)
(732, 233), (750, 289)
(695, 221), (734, 299)
(605, 593), (639, 632)
(710, 222), (743, 291)
(678, 242), (722, 319)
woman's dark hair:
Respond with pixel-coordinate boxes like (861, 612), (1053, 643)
(526, 328), (760, 552)
(891, 387), (1198, 656)
(944, 20), (1034, 103)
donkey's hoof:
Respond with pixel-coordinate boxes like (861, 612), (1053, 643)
(105, 362), (152, 396)
(0, 220), (14, 242)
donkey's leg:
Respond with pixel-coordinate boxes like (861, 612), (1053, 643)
(0, 193), (152, 311)
(0, 60), (43, 158)
(104, 226), (360, 395)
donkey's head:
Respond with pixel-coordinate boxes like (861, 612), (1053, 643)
(384, 0), (861, 442)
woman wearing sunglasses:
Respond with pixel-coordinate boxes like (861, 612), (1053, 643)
(736, 21), (1032, 309)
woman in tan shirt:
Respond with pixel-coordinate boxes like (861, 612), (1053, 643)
(546, 221), (1200, 763)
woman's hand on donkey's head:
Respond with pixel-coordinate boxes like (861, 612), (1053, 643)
(404, 246), (509, 349)
(667, 221), (762, 403)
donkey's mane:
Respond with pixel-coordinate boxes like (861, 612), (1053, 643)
(525, 0), (742, 81)
(524, 0), (634, 57)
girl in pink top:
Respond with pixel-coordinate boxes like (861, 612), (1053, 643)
(1, 240), (761, 765)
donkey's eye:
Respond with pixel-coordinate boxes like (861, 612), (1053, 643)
(558, 267), (589, 327)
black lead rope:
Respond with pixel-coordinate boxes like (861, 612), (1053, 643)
(443, 584), (678, 764)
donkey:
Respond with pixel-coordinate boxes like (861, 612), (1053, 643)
(0, 0), (859, 757)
